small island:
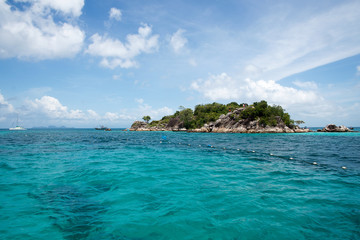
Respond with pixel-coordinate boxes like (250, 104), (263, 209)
(131, 101), (305, 133)
(130, 100), (354, 133)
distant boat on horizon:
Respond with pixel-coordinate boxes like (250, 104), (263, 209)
(95, 125), (107, 130)
(9, 115), (26, 131)
(9, 126), (27, 131)
(95, 125), (111, 131)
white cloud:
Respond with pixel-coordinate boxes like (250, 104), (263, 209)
(104, 112), (133, 121)
(104, 112), (119, 121)
(0, 0), (85, 60)
(191, 73), (321, 106)
(135, 98), (144, 104)
(109, 8), (122, 21)
(25, 96), (135, 124)
(141, 106), (173, 120)
(0, 93), (172, 127)
(86, 24), (159, 69)
(191, 73), (240, 100)
(34, 0), (84, 17)
(28, 96), (85, 119)
(245, 79), (320, 106)
(0, 92), (15, 115)
(100, 58), (137, 69)
(87, 109), (100, 119)
(135, 99), (173, 120)
(170, 29), (188, 53)
(357, 65), (360, 75)
(244, 64), (263, 79)
(189, 58), (197, 67)
(190, 72), (346, 123)
(293, 81), (318, 89)
(243, 1), (360, 81)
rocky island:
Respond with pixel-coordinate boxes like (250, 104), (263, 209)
(130, 100), (314, 133)
(319, 124), (352, 132)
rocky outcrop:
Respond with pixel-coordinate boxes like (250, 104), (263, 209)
(130, 121), (148, 130)
(130, 119), (186, 131)
(188, 110), (310, 133)
(321, 124), (351, 132)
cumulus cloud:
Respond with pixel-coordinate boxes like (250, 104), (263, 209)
(109, 7), (122, 21)
(0, 0), (85, 60)
(135, 98), (173, 120)
(32, 0), (84, 17)
(22, 95), (136, 126)
(0, 93), (174, 127)
(190, 72), (345, 122)
(141, 106), (173, 120)
(244, 64), (263, 79)
(26, 95), (136, 122)
(170, 29), (188, 53)
(191, 73), (321, 107)
(0, 92), (15, 116)
(27, 96), (85, 119)
(104, 112), (133, 121)
(87, 109), (100, 119)
(86, 24), (159, 69)
(191, 73), (240, 100)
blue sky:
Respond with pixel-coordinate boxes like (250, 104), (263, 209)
(0, 0), (359, 128)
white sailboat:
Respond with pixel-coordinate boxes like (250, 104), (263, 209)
(9, 126), (26, 131)
(9, 115), (26, 131)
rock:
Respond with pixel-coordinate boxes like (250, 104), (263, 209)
(322, 124), (351, 132)
(130, 121), (148, 131)
(294, 128), (311, 133)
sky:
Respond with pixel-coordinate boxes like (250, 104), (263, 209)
(0, 0), (360, 128)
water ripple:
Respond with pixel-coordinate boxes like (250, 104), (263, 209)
(0, 129), (359, 239)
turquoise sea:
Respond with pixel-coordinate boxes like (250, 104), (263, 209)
(0, 129), (359, 239)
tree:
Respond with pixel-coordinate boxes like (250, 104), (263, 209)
(179, 108), (194, 129)
(295, 120), (305, 125)
(142, 116), (151, 123)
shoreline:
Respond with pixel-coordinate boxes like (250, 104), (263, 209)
(129, 124), (356, 133)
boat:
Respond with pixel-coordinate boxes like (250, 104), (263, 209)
(95, 125), (111, 131)
(9, 115), (26, 131)
(95, 125), (107, 130)
(9, 126), (26, 131)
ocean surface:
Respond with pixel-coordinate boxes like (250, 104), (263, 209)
(0, 129), (359, 240)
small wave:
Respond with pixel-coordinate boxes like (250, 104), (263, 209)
(0, 162), (15, 170)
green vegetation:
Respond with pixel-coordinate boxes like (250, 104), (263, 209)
(142, 115), (151, 123)
(295, 120), (305, 125)
(239, 100), (292, 127)
(148, 100), (294, 129)
(149, 120), (159, 127)
(191, 102), (249, 128)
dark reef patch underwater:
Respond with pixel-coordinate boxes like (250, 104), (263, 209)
(0, 129), (359, 239)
